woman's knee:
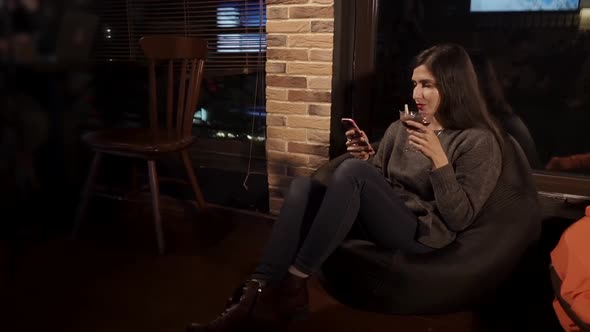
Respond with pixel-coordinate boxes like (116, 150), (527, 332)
(285, 176), (314, 202)
(332, 158), (371, 182)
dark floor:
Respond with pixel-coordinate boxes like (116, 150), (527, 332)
(0, 195), (564, 332)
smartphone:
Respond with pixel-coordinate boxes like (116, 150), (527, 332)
(341, 118), (369, 146)
(341, 118), (361, 135)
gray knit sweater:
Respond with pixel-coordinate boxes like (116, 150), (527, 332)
(370, 121), (502, 248)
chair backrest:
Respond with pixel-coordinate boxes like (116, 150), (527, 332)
(139, 35), (208, 140)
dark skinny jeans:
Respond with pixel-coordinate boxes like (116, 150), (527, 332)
(254, 158), (434, 282)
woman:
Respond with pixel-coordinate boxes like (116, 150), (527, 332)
(187, 43), (504, 332)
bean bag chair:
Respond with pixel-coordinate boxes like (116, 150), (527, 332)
(315, 137), (541, 314)
(550, 206), (590, 332)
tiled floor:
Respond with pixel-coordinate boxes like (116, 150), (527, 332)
(0, 196), (562, 332)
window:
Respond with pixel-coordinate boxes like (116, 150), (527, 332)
(91, 1), (269, 212)
(93, 0), (266, 73)
(217, 33), (266, 53)
(92, 0), (267, 141)
(216, 2), (266, 53)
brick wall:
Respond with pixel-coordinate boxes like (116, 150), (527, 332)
(265, 0), (335, 214)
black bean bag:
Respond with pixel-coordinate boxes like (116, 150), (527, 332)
(316, 137), (541, 314)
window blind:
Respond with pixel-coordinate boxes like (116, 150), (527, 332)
(93, 0), (266, 74)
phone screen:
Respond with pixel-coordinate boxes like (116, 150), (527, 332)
(341, 118), (369, 146)
(341, 118), (360, 132)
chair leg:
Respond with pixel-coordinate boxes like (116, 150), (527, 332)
(181, 150), (206, 209)
(147, 160), (165, 255)
(71, 152), (102, 240)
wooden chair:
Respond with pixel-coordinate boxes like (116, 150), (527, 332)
(72, 35), (209, 254)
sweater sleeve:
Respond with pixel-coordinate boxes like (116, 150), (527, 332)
(429, 131), (502, 232)
(369, 142), (385, 171)
(370, 122), (398, 171)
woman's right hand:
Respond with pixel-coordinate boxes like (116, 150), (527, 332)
(345, 130), (375, 160)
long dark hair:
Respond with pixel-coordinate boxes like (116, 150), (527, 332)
(469, 50), (513, 117)
(413, 44), (504, 148)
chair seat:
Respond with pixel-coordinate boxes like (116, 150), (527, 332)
(83, 128), (196, 156)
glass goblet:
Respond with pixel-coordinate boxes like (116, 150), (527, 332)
(399, 110), (432, 152)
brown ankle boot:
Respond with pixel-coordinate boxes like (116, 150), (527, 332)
(187, 275), (309, 332)
(272, 273), (309, 321)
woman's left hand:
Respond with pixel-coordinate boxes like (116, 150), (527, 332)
(406, 120), (449, 170)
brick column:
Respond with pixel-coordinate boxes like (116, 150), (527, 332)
(265, 0), (335, 214)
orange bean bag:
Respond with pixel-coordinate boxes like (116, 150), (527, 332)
(550, 206), (590, 332)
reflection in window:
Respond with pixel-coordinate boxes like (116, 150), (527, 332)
(216, 3), (266, 53)
(216, 33), (266, 53)
(217, 6), (240, 28)
(217, 3), (266, 28)
(194, 2), (267, 143)
(193, 107), (209, 124)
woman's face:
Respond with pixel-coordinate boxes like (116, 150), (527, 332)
(412, 65), (441, 116)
